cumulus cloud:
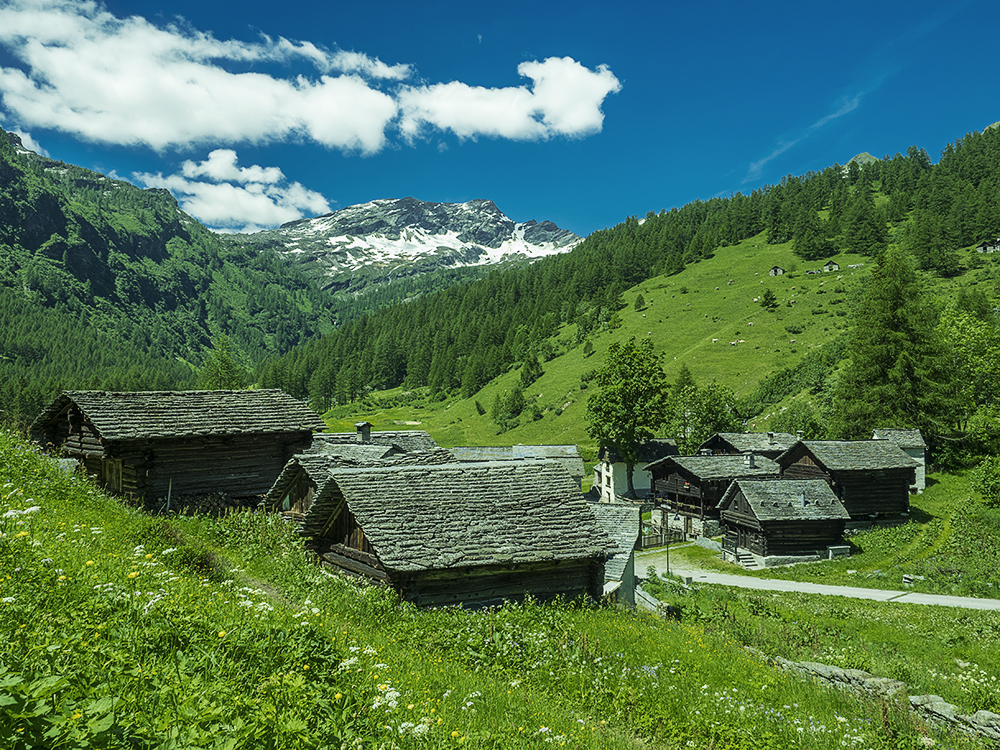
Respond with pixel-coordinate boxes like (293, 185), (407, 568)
(134, 150), (331, 233)
(0, 0), (400, 152)
(0, 1), (620, 152)
(398, 57), (621, 141)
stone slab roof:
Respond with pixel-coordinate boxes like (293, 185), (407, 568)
(31, 390), (325, 441)
(700, 432), (798, 454)
(872, 429), (926, 449)
(777, 440), (920, 471)
(450, 445), (586, 479)
(299, 461), (615, 572)
(643, 453), (779, 479)
(309, 430), (438, 453)
(587, 502), (640, 582)
(721, 479), (850, 522)
(600, 439), (678, 465)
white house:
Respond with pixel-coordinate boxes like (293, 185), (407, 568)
(593, 439), (678, 502)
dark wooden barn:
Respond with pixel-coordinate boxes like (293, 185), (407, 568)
(644, 453), (779, 537)
(775, 440), (918, 520)
(30, 390), (326, 501)
(697, 432), (799, 460)
(297, 460), (615, 607)
(719, 479), (850, 565)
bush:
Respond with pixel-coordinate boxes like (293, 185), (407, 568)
(971, 456), (1000, 508)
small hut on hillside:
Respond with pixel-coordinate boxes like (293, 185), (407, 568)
(719, 479), (850, 567)
(775, 440), (918, 521)
(297, 461), (615, 607)
(30, 390), (325, 502)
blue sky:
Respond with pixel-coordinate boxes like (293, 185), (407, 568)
(0, 0), (996, 236)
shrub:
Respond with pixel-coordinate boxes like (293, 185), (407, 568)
(971, 456), (1000, 508)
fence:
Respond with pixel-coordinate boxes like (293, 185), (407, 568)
(641, 527), (685, 549)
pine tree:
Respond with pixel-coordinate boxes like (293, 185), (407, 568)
(828, 247), (954, 439)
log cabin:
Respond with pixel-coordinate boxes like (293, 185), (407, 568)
(872, 428), (926, 493)
(697, 431), (799, 460)
(297, 460), (615, 608)
(30, 390), (326, 502)
(644, 452), (779, 538)
(719, 479), (850, 567)
(775, 440), (918, 520)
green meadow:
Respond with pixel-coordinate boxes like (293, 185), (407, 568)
(3, 430), (998, 749)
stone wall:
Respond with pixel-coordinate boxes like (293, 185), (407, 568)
(750, 649), (1000, 743)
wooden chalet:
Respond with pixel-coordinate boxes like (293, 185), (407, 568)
(644, 453), (779, 537)
(594, 439), (678, 502)
(297, 461), (615, 608)
(450, 444), (587, 486)
(775, 440), (919, 520)
(587, 501), (641, 606)
(265, 447), (457, 517)
(769, 265), (785, 276)
(976, 239), (999, 254)
(823, 260), (840, 272)
(697, 431), (798, 460)
(30, 390), (326, 501)
(872, 428), (927, 493)
(719, 479), (850, 566)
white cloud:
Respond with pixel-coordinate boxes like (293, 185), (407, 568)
(398, 57), (621, 142)
(134, 150), (331, 233)
(0, 0), (399, 152)
(0, 2), (619, 153)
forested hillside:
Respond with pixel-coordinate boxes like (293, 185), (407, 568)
(260, 127), (1000, 422)
(0, 130), (343, 423)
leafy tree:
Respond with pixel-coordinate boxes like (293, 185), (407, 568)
(586, 337), (670, 495)
(197, 335), (251, 390)
(971, 456), (1000, 508)
(661, 371), (742, 454)
(828, 247), (954, 440)
(760, 289), (778, 310)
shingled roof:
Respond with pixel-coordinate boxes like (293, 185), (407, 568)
(721, 479), (850, 522)
(308, 430), (438, 453)
(699, 432), (798, 455)
(587, 502), (640, 583)
(872, 429), (926, 449)
(777, 440), (920, 471)
(643, 453), (779, 479)
(31, 390), (326, 441)
(299, 461), (615, 572)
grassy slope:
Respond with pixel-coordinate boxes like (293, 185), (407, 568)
(2, 431), (994, 749)
(327, 234), (875, 450)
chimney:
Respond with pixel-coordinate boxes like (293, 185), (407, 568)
(745, 450), (756, 468)
(767, 431), (775, 445)
(355, 421), (372, 443)
(800, 491), (807, 507)
(797, 430), (804, 440)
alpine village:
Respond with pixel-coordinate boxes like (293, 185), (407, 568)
(5, 122), (1000, 750)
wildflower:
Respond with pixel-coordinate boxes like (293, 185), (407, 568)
(128, 572), (140, 579)
(218, 630), (226, 638)
(85, 561), (94, 566)
(335, 693), (343, 700)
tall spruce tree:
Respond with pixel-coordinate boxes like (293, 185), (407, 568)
(829, 247), (953, 439)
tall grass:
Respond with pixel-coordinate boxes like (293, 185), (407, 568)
(1, 430), (991, 748)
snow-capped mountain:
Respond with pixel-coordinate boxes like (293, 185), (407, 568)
(246, 197), (581, 293)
